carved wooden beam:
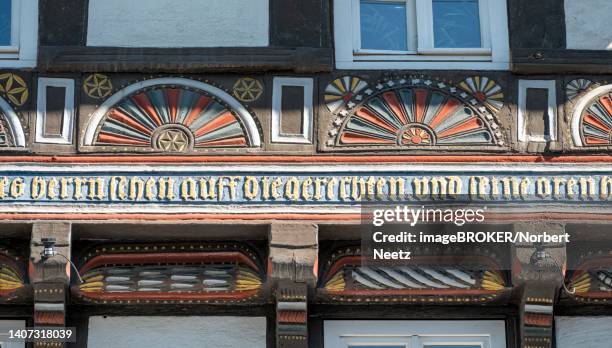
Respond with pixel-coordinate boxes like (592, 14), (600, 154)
(269, 223), (318, 348)
(512, 223), (567, 348)
(30, 222), (71, 348)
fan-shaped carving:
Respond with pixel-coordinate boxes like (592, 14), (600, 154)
(571, 84), (612, 147)
(0, 111), (13, 147)
(83, 78), (261, 151)
(567, 256), (612, 303)
(0, 96), (25, 148)
(332, 79), (503, 148)
(580, 92), (612, 146)
(0, 254), (25, 297)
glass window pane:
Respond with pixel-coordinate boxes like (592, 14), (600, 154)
(432, 0), (481, 48)
(0, 0), (11, 46)
(360, 1), (408, 51)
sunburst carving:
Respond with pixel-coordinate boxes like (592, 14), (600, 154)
(93, 86), (250, 150)
(333, 79), (503, 148)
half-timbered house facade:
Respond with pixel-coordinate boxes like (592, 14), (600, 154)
(0, 0), (611, 347)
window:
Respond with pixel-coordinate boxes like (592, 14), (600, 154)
(271, 77), (314, 144)
(87, 316), (266, 348)
(517, 80), (557, 143)
(36, 78), (76, 145)
(0, 320), (25, 348)
(360, 1), (409, 51)
(432, 0), (482, 48)
(556, 317), (612, 348)
(325, 320), (506, 348)
(0, 0), (37, 68)
(0, 0), (13, 47)
(334, 0), (509, 69)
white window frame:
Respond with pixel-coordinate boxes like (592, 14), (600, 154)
(271, 77), (314, 144)
(517, 80), (557, 143)
(324, 320), (506, 348)
(0, 0), (38, 68)
(36, 78), (76, 145)
(335, 0), (509, 70)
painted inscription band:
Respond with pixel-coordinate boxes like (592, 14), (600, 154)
(0, 164), (610, 205)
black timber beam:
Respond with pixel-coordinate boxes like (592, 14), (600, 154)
(38, 46), (334, 73)
(512, 49), (612, 75)
(270, 0), (331, 49)
(507, 0), (612, 74)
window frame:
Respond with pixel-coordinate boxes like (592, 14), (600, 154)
(271, 77), (314, 144)
(35, 77), (76, 145)
(334, 0), (509, 70)
(324, 320), (506, 348)
(0, 0), (37, 68)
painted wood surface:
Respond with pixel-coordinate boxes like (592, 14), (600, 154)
(555, 316), (612, 347)
(86, 0), (269, 48)
(565, 0), (612, 50)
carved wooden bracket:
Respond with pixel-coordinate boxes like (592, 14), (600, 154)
(511, 222), (567, 348)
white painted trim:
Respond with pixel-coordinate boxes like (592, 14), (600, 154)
(416, 0), (433, 51)
(334, 0), (509, 70)
(0, 0), (37, 68)
(271, 77), (314, 144)
(0, 96), (25, 147)
(486, 0), (509, 64)
(36, 78), (75, 145)
(417, 47), (492, 55)
(517, 80), (558, 143)
(325, 320), (506, 348)
(352, 52), (493, 61)
(8, 0), (19, 47)
(337, 60), (508, 70)
(0, 320), (25, 348)
(571, 84), (612, 147)
(479, 0), (493, 49)
(0, 45), (19, 53)
(83, 78), (261, 147)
